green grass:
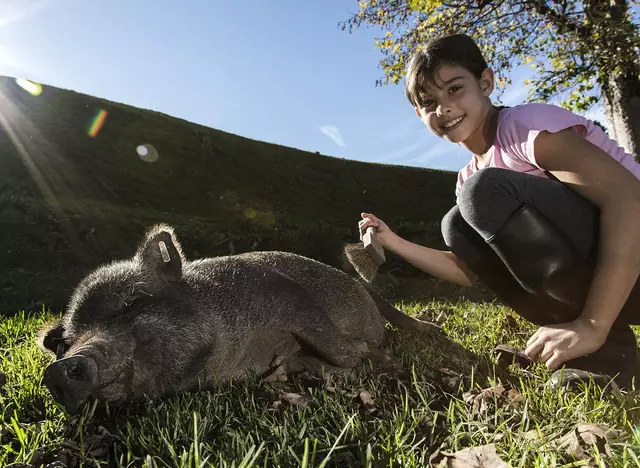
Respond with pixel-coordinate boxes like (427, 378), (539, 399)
(2, 300), (640, 467)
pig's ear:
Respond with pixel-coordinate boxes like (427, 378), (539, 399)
(136, 224), (184, 282)
(36, 319), (69, 357)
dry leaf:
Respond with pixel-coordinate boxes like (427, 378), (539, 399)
(358, 390), (377, 412)
(506, 388), (523, 404)
(493, 345), (533, 368)
(280, 392), (311, 407)
(430, 443), (510, 467)
(264, 365), (288, 382)
(555, 423), (625, 461)
(521, 429), (544, 446)
(439, 368), (464, 390)
(462, 385), (522, 414)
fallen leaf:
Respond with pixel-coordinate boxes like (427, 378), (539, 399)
(82, 424), (118, 459)
(493, 345), (534, 368)
(280, 392), (311, 407)
(555, 423), (625, 461)
(52, 447), (79, 468)
(358, 390), (377, 413)
(506, 388), (523, 404)
(430, 443), (509, 467)
(522, 429), (543, 442)
(264, 365), (288, 382)
(462, 385), (522, 414)
(439, 368), (464, 390)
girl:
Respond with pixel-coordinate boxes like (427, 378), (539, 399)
(357, 33), (640, 389)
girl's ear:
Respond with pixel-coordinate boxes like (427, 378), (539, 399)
(479, 68), (495, 97)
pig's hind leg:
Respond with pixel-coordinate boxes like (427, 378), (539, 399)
(292, 325), (380, 370)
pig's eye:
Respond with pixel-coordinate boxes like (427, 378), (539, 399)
(68, 364), (84, 379)
(120, 284), (153, 309)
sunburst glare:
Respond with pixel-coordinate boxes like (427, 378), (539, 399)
(15, 78), (42, 96)
(0, 80), (82, 248)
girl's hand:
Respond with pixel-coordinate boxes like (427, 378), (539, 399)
(358, 212), (396, 248)
(524, 318), (608, 370)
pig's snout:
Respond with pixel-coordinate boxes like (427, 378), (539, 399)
(43, 355), (99, 414)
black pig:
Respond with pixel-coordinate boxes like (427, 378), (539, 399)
(37, 224), (436, 414)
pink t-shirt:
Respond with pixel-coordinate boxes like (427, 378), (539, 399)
(455, 103), (640, 202)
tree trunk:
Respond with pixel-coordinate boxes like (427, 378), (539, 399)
(601, 70), (640, 161)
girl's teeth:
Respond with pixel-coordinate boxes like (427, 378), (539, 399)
(444, 117), (463, 128)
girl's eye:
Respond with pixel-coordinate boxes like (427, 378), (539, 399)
(449, 86), (462, 94)
(423, 100), (435, 108)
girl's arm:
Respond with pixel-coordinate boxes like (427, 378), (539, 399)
(383, 234), (477, 288)
(527, 128), (640, 367)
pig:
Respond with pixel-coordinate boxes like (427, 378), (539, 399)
(37, 224), (438, 414)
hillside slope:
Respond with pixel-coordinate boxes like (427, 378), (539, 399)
(0, 76), (470, 315)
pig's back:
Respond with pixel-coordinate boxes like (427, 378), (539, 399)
(182, 251), (383, 332)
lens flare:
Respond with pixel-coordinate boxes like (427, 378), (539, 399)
(244, 207), (257, 219)
(87, 109), (108, 138)
(15, 78), (42, 96)
(137, 144), (158, 163)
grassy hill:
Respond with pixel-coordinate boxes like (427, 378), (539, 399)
(0, 75), (471, 315)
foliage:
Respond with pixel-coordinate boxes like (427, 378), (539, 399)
(340, 0), (640, 112)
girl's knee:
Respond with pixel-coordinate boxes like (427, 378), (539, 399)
(441, 205), (485, 264)
(457, 168), (523, 236)
(441, 205), (464, 246)
(458, 167), (512, 209)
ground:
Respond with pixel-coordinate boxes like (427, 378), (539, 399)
(1, 297), (639, 467)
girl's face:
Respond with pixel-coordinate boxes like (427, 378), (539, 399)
(414, 64), (495, 146)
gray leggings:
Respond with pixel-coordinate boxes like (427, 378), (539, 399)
(441, 167), (639, 325)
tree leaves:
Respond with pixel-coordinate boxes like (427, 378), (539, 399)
(340, 0), (640, 114)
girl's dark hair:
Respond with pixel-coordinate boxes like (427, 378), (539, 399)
(405, 34), (489, 108)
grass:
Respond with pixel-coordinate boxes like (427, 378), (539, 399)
(2, 300), (640, 467)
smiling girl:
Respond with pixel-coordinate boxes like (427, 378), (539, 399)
(358, 33), (640, 389)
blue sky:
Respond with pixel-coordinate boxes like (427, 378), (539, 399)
(0, 0), (608, 173)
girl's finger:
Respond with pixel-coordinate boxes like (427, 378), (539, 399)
(525, 339), (544, 362)
(545, 353), (563, 371)
(526, 329), (542, 348)
(537, 345), (555, 365)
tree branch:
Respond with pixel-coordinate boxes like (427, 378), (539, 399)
(528, 0), (591, 41)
